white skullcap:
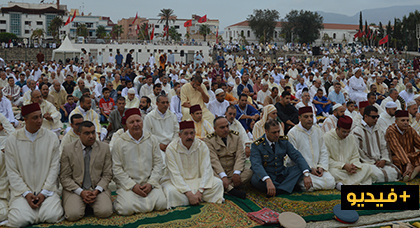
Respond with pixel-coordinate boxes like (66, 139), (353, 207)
(414, 94), (420, 100)
(203, 79), (209, 83)
(262, 81), (269, 86)
(407, 100), (417, 107)
(128, 88), (136, 94)
(332, 104), (342, 111)
(180, 79), (187, 84)
(227, 82), (235, 87)
(354, 67), (360, 72)
(215, 88), (224, 96)
(385, 101), (398, 109)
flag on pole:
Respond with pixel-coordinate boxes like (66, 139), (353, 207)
(216, 29), (219, 43)
(379, 35), (389, 45)
(64, 16), (71, 26)
(163, 25), (169, 37)
(132, 12), (138, 24)
(71, 10), (76, 22)
(184, 19), (192, 27)
(150, 25), (155, 40)
(198, 15), (207, 23)
(136, 24), (140, 34)
(354, 30), (362, 39)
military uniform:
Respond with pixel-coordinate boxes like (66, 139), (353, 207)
(203, 130), (253, 192)
(250, 134), (311, 193)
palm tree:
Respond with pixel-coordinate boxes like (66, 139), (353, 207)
(96, 25), (106, 39)
(199, 24), (211, 42)
(76, 23), (88, 38)
(48, 16), (63, 43)
(157, 8), (176, 41)
(31, 28), (45, 44)
(111, 25), (123, 41)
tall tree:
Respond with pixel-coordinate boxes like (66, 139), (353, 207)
(364, 20), (369, 45)
(247, 9), (280, 43)
(48, 16), (63, 43)
(111, 24), (124, 41)
(281, 9), (324, 44)
(168, 26), (181, 41)
(96, 25), (106, 39)
(359, 11), (363, 33)
(386, 20), (392, 49)
(31, 28), (45, 42)
(378, 21), (384, 47)
(199, 24), (211, 41)
(76, 23), (88, 38)
(157, 8), (176, 41)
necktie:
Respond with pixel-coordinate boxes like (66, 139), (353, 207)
(82, 146), (92, 190)
(222, 137), (227, 146)
(271, 143), (276, 153)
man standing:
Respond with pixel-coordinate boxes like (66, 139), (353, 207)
(208, 89), (230, 117)
(162, 121), (224, 208)
(181, 75), (213, 123)
(353, 106), (399, 183)
(323, 116), (374, 190)
(107, 97), (126, 138)
(250, 119), (312, 195)
(143, 94), (179, 154)
(275, 91), (298, 134)
(386, 110), (420, 181)
(188, 104), (213, 139)
(60, 114), (84, 155)
(60, 121), (113, 221)
(204, 117), (253, 199)
(287, 107), (335, 191)
(5, 103), (63, 227)
(321, 104), (345, 133)
(112, 109), (166, 214)
(377, 101), (397, 133)
(126, 49), (134, 68)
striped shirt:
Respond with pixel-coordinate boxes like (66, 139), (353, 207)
(385, 123), (420, 170)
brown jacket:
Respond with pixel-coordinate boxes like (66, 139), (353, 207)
(60, 139), (113, 195)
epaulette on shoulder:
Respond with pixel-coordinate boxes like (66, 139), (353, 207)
(230, 130), (239, 136)
(206, 132), (216, 139)
(253, 137), (265, 146)
(279, 135), (289, 140)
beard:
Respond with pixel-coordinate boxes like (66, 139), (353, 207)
(408, 89), (413, 94)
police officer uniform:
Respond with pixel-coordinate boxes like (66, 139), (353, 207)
(203, 130), (253, 192)
(250, 134), (311, 194)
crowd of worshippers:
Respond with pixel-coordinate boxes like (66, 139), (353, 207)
(0, 51), (420, 226)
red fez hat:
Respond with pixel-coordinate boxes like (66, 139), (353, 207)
(190, 104), (202, 114)
(337, 115), (352, 130)
(121, 116), (127, 125)
(125, 108), (141, 120)
(359, 101), (369, 109)
(179, 121), (195, 130)
(21, 103), (41, 117)
(146, 75), (152, 79)
(395, 110), (409, 118)
(298, 106), (313, 115)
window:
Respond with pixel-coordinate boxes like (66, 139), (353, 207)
(37, 21), (42, 25)
(60, 31), (66, 34)
(0, 29), (5, 33)
(0, 20), (6, 24)
(10, 13), (21, 36)
(138, 49), (142, 52)
(333, 33), (336, 39)
(147, 49), (150, 52)
(155, 25), (159, 28)
(46, 15), (55, 36)
(175, 25), (180, 29)
(25, 30), (30, 34)
(25, 21), (30, 25)
(275, 31), (277, 38)
(247, 30), (250, 37)
(109, 49), (113, 52)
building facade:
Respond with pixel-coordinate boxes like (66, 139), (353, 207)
(224, 20), (360, 45)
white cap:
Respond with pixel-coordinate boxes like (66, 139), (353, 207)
(385, 101), (398, 109)
(332, 104), (342, 111)
(407, 100), (417, 107)
(128, 88), (136, 94)
(180, 79), (187, 84)
(354, 67), (360, 72)
(414, 94), (420, 100)
(203, 79), (209, 83)
(215, 88), (224, 96)
(227, 82), (235, 87)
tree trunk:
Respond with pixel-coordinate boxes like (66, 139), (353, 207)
(166, 20), (169, 41)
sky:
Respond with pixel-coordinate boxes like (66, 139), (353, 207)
(5, 0), (419, 29)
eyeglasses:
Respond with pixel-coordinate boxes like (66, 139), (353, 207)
(368, 115), (380, 119)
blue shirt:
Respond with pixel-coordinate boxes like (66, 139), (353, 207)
(237, 83), (254, 96)
(115, 54), (124, 65)
(295, 83), (308, 92)
(235, 104), (259, 131)
(327, 90), (345, 105)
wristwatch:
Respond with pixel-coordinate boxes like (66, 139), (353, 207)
(304, 172), (310, 177)
(198, 188), (204, 194)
